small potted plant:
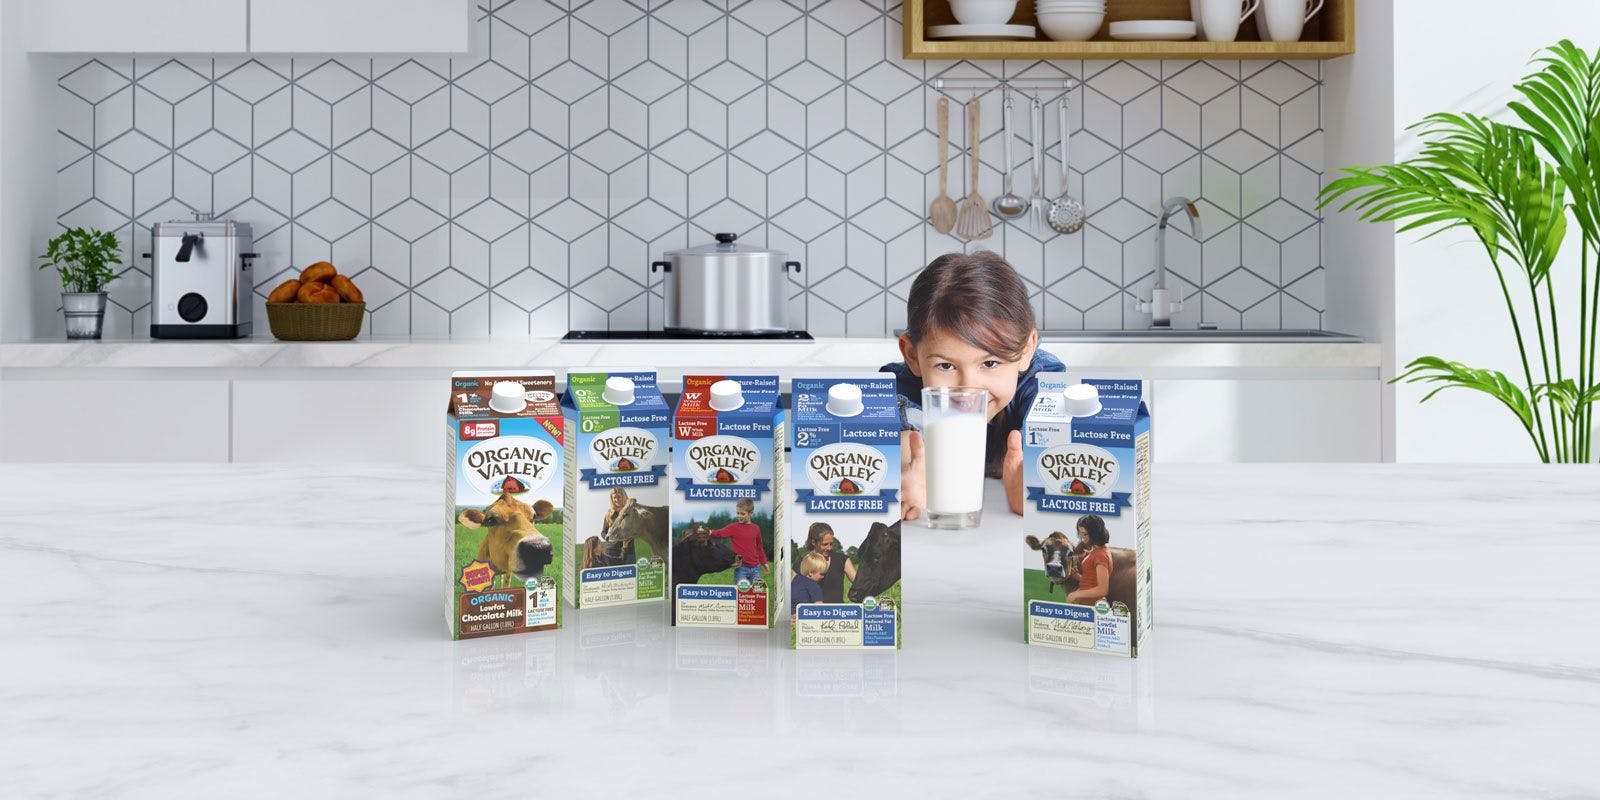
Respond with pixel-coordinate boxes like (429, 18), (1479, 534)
(39, 227), (121, 340)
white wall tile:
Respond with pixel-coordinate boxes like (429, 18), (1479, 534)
(53, 1), (1324, 336)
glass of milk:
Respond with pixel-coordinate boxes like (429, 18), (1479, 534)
(920, 386), (989, 529)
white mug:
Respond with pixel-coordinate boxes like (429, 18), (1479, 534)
(1260, 0), (1324, 42)
(1198, 0), (1259, 43)
(1190, 0), (1205, 38)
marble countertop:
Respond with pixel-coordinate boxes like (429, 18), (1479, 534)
(0, 335), (1381, 377)
(3, 462), (1592, 797)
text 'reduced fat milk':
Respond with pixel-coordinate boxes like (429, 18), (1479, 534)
(1022, 376), (1153, 657)
(788, 376), (902, 649)
(669, 375), (787, 628)
(447, 370), (565, 639)
(560, 371), (671, 609)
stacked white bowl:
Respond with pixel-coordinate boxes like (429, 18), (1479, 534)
(1035, 0), (1106, 41)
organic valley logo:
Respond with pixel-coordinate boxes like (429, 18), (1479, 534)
(807, 442), (885, 496)
(1038, 444), (1118, 497)
(687, 435), (760, 484)
(463, 435), (558, 497)
(590, 427), (658, 473)
(793, 438), (896, 512)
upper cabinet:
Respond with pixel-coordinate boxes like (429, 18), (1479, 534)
(250, 0), (469, 54)
(26, 0), (248, 52)
(26, 0), (469, 54)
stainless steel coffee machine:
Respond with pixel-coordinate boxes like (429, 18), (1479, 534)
(147, 213), (257, 339)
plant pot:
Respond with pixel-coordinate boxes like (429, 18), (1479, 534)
(61, 292), (107, 340)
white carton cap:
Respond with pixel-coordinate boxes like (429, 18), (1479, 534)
(602, 376), (636, 406)
(1063, 383), (1102, 417)
(709, 379), (744, 411)
(826, 382), (863, 417)
(489, 380), (527, 413)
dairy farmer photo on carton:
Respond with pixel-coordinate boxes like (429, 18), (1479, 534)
(881, 251), (1066, 519)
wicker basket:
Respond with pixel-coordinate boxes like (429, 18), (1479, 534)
(265, 302), (366, 341)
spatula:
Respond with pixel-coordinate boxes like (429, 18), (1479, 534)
(929, 97), (958, 235)
(955, 98), (993, 242)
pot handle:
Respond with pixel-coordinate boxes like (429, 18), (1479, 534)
(785, 260), (802, 273)
(651, 260), (671, 273)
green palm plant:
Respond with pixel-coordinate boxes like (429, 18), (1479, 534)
(1320, 40), (1600, 462)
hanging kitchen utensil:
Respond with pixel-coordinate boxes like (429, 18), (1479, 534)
(991, 90), (1028, 222)
(955, 97), (993, 242)
(929, 97), (958, 235)
(1029, 95), (1048, 233)
(1048, 98), (1086, 234)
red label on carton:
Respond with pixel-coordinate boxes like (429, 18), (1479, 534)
(738, 587), (767, 626)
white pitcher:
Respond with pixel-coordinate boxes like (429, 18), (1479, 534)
(1260, 0), (1324, 42)
(1197, 0), (1260, 43)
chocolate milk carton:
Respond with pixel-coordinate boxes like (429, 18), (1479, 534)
(447, 371), (565, 640)
(669, 375), (787, 628)
(561, 371), (671, 609)
(1022, 376), (1152, 657)
(788, 376), (902, 649)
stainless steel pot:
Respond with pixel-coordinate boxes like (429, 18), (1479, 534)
(652, 233), (801, 333)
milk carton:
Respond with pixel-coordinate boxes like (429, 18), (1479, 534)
(1022, 376), (1152, 657)
(561, 371), (671, 609)
(788, 376), (902, 649)
(669, 375), (787, 628)
(447, 371), (565, 640)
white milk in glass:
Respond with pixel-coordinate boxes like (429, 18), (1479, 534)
(923, 414), (986, 513)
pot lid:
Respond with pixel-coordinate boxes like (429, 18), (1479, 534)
(665, 232), (785, 258)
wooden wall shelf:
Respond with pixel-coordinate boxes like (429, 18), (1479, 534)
(903, 0), (1354, 60)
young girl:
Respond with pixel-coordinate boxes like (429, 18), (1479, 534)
(882, 251), (1065, 518)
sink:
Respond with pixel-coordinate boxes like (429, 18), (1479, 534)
(1038, 329), (1363, 343)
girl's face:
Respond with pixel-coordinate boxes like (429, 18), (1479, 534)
(1077, 528), (1091, 547)
(899, 328), (1038, 420)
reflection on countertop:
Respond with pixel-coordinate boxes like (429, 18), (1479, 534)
(4, 462), (1594, 797)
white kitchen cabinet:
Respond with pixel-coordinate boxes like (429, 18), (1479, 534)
(0, 380), (230, 462)
(231, 380), (438, 464)
(1150, 379), (1382, 462)
(26, 0), (248, 52)
(249, 0), (470, 53)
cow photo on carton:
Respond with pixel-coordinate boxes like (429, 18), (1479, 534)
(669, 375), (787, 628)
(447, 370), (565, 640)
(561, 371), (671, 610)
(788, 376), (903, 650)
(1022, 376), (1153, 658)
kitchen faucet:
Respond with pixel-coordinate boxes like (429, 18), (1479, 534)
(1137, 197), (1202, 328)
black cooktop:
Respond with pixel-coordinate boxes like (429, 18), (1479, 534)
(562, 329), (813, 341)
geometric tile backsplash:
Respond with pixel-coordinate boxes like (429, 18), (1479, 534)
(54, 0), (1323, 338)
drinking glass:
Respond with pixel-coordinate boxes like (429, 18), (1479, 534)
(921, 386), (990, 529)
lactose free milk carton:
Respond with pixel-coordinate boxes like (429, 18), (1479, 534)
(670, 375), (786, 628)
(788, 376), (902, 649)
(561, 371), (671, 609)
(447, 371), (565, 640)
(1022, 376), (1152, 657)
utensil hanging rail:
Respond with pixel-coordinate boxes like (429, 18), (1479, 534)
(930, 76), (1080, 91)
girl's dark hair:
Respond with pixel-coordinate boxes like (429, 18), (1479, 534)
(1076, 515), (1110, 546)
(906, 251), (1035, 361)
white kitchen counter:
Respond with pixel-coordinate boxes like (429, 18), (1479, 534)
(2, 463), (1592, 797)
(0, 336), (1386, 464)
(0, 335), (1380, 377)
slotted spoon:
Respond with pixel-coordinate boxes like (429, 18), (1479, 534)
(928, 97), (957, 235)
(1048, 98), (1086, 234)
(955, 98), (993, 242)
